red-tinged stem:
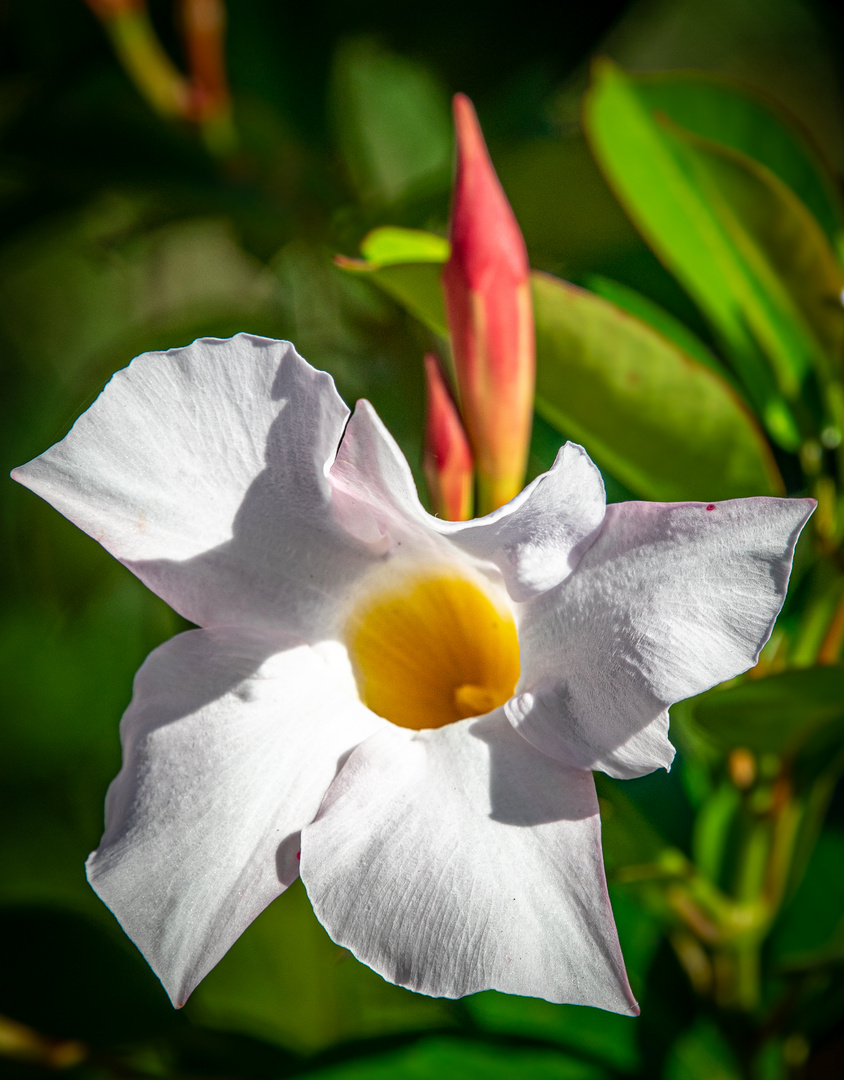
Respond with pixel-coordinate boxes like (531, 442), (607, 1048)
(82, 0), (192, 119)
(178, 0), (237, 152)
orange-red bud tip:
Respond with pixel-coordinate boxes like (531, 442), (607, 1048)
(446, 93), (530, 288)
(423, 354), (474, 521)
(442, 94), (535, 515)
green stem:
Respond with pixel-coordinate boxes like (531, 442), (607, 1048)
(104, 10), (190, 119)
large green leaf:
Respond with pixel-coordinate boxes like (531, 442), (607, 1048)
(584, 274), (731, 381)
(664, 123), (844, 395)
(337, 231), (783, 501)
(532, 272), (783, 501)
(631, 71), (844, 253)
(584, 61), (844, 449)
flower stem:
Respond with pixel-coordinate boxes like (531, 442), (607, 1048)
(98, 5), (192, 119)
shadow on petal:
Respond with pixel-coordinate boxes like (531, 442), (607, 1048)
(126, 351), (378, 641)
(468, 710), (596, 827)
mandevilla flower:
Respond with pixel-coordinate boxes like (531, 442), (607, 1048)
(12, 335), (813, 1014)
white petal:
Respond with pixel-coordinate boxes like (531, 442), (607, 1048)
(329, 399), (437, 554)
(330, 402), (606, 599)
(13, 335), (371, 637)
(300, 711), (637, 1014)
(446, 443), (606, 601)
(86, 627), (385, 1007)
(509, 497), (815, 778)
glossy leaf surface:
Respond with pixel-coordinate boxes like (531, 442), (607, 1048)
(584, 61), (844, 448)
(532, 272), (783, 501)
(631, 71), (844, 251)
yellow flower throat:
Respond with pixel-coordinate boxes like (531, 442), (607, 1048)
(344, 571), (520, 730)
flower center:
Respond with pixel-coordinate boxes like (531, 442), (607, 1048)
(344, 570), (520, 730)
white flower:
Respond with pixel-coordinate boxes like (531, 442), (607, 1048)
(12, 335), (813, 1015)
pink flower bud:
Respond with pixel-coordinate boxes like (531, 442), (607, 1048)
(423, 353), (474, 521)
(442, 93), (535, 514)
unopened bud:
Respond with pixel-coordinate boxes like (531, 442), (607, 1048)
(442, 93), (534, 515)
(423, 353), (474, 521)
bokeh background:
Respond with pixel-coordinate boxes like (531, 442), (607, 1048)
(3, 1), (844, 1077)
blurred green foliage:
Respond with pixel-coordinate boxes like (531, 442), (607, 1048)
(3, 1), (844, 1078)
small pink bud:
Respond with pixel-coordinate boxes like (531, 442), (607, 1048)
(442, 93), (535, 515)
(423, 353), (474, 522)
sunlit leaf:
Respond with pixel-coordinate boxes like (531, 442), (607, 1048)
(359, 226), (450, 266)
(583, 274), (731, 381)
(584, 60), (844, 448)
(532, 272), (784, 501)
(664, 122), (844, 395)
(336, 256), (448, 339)
(629, 71), (844, 254)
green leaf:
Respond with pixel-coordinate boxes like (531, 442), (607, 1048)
(688, 666), (844, 760)
(186, 880), (458, 1054)
(663, 1018), (742, 1080)
(466, 991), (641, 1073)
(664, 121), (844, 397)
(583, 274), (731, 381)
(359, 226), (450, 267)
(532, 272), (784, 501)
(301, 1037), (610, 1080)
(630, 71), (844, 254)
(335, 227), (450, 337)
(336, 257), (448, 339)
(331, 38), (452, 207)
(584, 61), (844, 448)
